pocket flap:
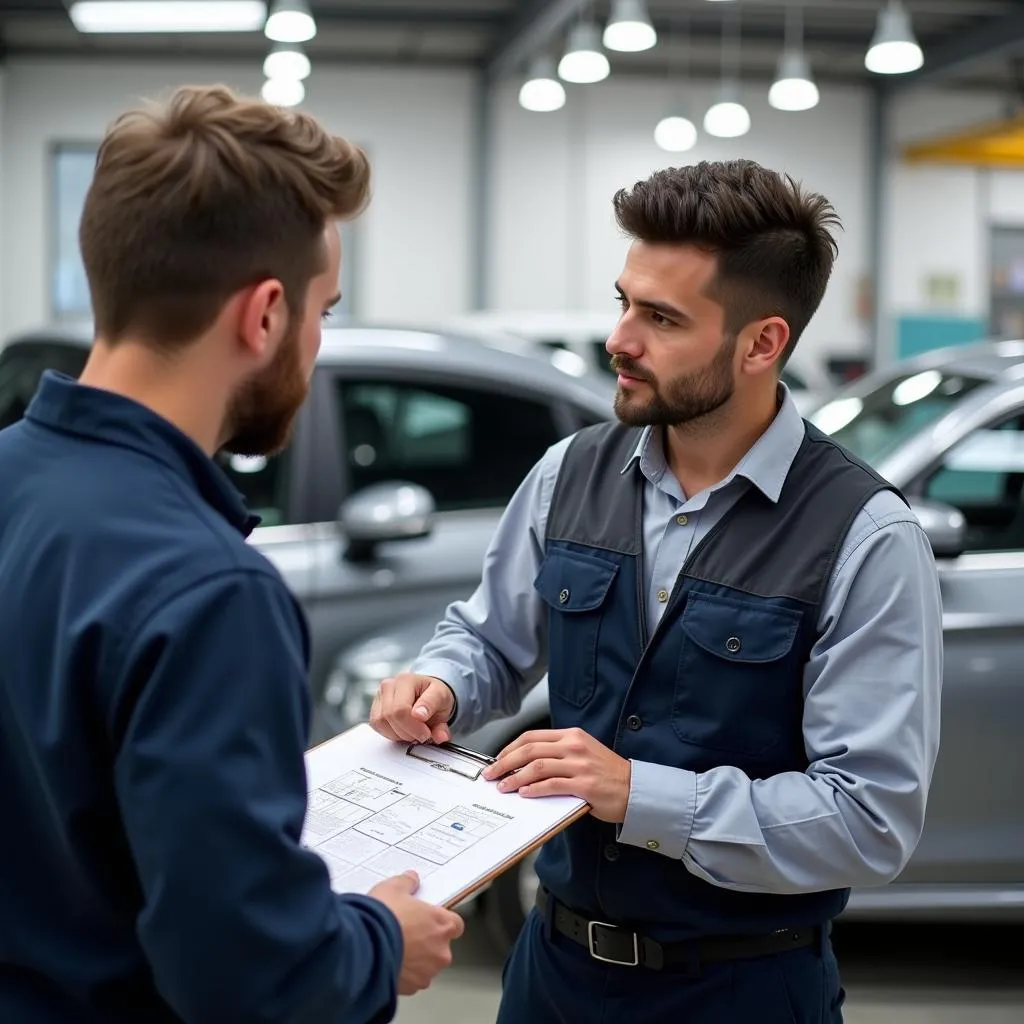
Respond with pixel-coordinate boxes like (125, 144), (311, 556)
(680, 593), (801, 663)
(534, 549), (619, 613)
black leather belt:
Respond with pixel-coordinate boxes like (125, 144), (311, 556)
(537, 889), (825, 972)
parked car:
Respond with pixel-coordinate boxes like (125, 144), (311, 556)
(0, 322), (615, 708)
(320, 338), (1024, 950)
(444, 308), (833, 413)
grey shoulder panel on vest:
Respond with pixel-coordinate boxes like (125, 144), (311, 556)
(547, 422), (644, 555)
(685, 424), (905, 606)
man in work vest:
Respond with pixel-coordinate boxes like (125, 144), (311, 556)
(370, 158), (943, 1023)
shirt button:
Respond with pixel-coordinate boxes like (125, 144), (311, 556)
(657, 589), (668, 603)
(676, 514), (688, 526)
(726, 636), (742, 653)
(604, 843), (620, 861)
(646, 840), (660, 851)
(626, 715), (642, 731)
(559, 588), (570, 604)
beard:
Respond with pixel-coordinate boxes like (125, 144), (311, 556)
(612, 332), (737, 428)
(222, 315), (309, 457)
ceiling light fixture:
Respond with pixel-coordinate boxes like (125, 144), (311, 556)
(654, 18), (696, 153)
(769, 5), (819, 111)
(69, 1), (267, 33)
(865, 0), (923, 75)
(558, 21), (610, 84)
(704, 5), (749, 138)
(265, 0), (316, 43)
(603, 0), (657, 53)
(518, 56), (566, 112)
(263, 42), (311, 80)
(261, 76), (305, 107)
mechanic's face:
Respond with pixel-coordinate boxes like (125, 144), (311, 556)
(606, 241), (739, 428)
(224, 224), (341, 456)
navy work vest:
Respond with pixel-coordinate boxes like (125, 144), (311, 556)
(532, 420), (902, 941)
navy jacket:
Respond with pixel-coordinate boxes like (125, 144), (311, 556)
(0, 372), (402, 1023)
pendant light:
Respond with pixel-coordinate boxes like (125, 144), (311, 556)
(769, 4), (819, 111)
(865, 0), (923, 75)
(519, 56), (566, 112)
(265, 0), (316, 43)
(558, 20), (610, 84)
(603, 0), (657, 53)
(654, 18), (697, 153)
(704, 4), (750, 138)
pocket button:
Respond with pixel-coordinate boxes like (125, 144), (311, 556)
(626, 715), (642, 731)
(725, 636), (742, 653)
(559, 588), (570, 604)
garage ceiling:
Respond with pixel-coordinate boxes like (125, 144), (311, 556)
(0, 1), (1022, 93)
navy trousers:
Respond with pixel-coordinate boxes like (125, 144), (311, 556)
(496, 908), (846, 1024)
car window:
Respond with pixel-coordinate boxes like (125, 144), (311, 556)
(216, 451), (292, 528)
(811, 368), (989, 466)
(921, 413), (1024, 553)
(338, 379), (562, 511)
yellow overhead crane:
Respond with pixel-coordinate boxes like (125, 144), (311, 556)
(902, 111), (1024, 167)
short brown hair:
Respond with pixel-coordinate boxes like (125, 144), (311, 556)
(612, 159), (840, 364)
(80, 83), (371, 347)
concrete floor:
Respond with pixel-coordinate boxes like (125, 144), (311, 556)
(394, 915), (1024, 1024)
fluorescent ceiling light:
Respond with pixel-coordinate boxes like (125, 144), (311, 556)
(263, 42), (311, 80)
(654, 115), (697, 152)
(865, 0), (923, 75)
(603, 0), (657, 53)
(69, 1), (266, 33)
(261, 76), (305, 107)
(265, 0), (316, 43)
(519, 56), (566, 112)
(558, 22), (610, 84)
(769, 51), (819, 111)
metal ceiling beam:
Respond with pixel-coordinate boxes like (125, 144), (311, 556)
(881, 8), (1024, 92)
(485, 0), (589, 81)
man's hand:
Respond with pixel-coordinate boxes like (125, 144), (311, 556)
(482, 727), (632, 823)
(368, 871), (465, 996)
(369, 672), (455, 745)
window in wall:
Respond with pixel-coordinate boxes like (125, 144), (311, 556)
(921, 413), (1024, 553)
(48, 144), (361, 322)
(336, 379), (562, 511)
(51, 145), (98, 320)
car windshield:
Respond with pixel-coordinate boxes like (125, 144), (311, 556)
(809, 367), (989, 465)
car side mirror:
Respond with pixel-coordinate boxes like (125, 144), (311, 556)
(909, 498), (967, 559)
(338, 481), (435, 562)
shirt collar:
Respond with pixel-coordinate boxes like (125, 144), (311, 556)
(25, 371), (261, 535)
(619, 382), (805, 504)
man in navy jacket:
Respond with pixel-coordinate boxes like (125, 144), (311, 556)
(0, 83), (462, 1023)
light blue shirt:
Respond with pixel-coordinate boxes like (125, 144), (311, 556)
(412, 386), (943, 895)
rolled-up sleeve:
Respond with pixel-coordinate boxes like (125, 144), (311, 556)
(112, 569), (403, 1024)
(411, 438), (569, 734)
(618, 495), (944, 894)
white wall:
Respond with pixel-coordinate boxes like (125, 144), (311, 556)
(490, 77), (873, 365)
(885, 87), (1024, 358)
(2, 58), (1021, 369)
(0, 59), (474, 338)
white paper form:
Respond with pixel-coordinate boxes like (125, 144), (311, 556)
(302, 724), (588, 907)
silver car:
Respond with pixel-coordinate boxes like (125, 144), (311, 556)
(324, 339), (1024, 949)
(0, 322), (615, 711)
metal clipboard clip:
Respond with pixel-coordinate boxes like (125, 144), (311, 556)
(405, 740), (495, 781)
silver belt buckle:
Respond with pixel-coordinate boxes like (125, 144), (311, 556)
(587, 919), (640, 966)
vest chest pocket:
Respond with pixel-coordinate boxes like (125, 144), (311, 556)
(673, 593), (803, 757)
(535, 549), (619, 709)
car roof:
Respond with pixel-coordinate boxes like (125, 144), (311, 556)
(2, 321), (617, 411)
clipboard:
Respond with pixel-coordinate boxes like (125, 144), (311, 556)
(303, 725), (590, 909)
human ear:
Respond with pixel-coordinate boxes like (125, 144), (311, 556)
(237, 279), (288, 363)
